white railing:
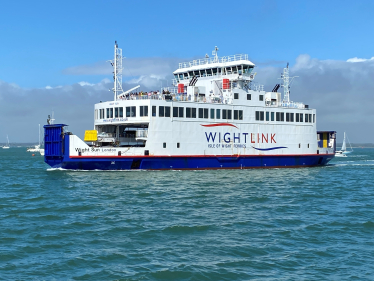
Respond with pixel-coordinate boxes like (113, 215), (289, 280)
(136, 130), (148, 138)
(280, 102), (305, 109)
(178, 54), (249, 69)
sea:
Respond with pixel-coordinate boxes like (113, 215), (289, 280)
(1, 147), (374, 280)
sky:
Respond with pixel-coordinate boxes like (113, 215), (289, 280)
(0, 0), (374, 143)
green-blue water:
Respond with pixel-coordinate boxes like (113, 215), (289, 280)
(1, 148), (374, 280)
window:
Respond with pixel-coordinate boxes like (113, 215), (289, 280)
(159, 106), (164, 117)
(186, 108), (191, 118)
(192, 108), (196, 118)
(299, 144), (301, 148)
(300, 113), (303, 122)
(115, 107), (119, 118)
(309, 114), (312, 123)
(223, 109), (232, 120)
(165, 106), (170, 117)
(210, 108), (215, 119)
(256, 111), (264, 121)
(271, 112), (274, 121)
(173, 107), (184, 117)
(276, 112), (284, 121)
(259, 95), (264, 101)
(152, 106), (156, 117)
(216, 109), (220, 119)
(313, 114), (315, 123)
(106, 108), (110, 118)
(296, 113), (300, 122)
(110, 108), (113, 118)
(126, 106), (136, 117)
(140, 106), (148, 117)
(177, 143), (180, 148)
(286, 113), (293, 122)
(119, 107), (123, 117)
(204, 108), (208, 119)
(163, 142), (166, 148)
(305, 113), (309, 122)
(266, 112), (269, 121)
(234, 93), (239, 99)
(199, 108), (203, 118)
(247, 94), (251, 100)
(234, 110), (243, 120)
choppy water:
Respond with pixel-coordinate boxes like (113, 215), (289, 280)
(1, 148), (374, 280)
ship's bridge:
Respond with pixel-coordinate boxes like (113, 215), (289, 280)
(173, 53), (255, 83)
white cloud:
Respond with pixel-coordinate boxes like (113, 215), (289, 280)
(347, 57), (374, 63)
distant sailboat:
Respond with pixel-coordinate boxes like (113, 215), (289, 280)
(335, 132), (353, 156)
(27, 124), (44, 154)
(2, 135), (10, 149)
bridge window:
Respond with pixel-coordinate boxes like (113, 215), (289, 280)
(247, 94), (251, 100)
(276, 112), (284, 121)
(266, 112), (269, 121)
(255, 111), (264, 121)
(152, 106), (156, 117)
(259, 95), (264, 101)
(222, 109), (232, 120)
(115, 107), (119, 118)
(210, 108), (215, 119)
(140, 106), (148, 117)
(286, 113), (294, 122)
(309, 114), (312, 123)
(234, 110), (243, 120)
(300, 113), (303, 122)
(271, 112), (274, 121)
(313, 114), (315, 123)
(126, 106), (135, 117)
(165, 106), (170, 117)
(206, 69), (212, 76)
(234, 93), (239, 99)
(119, 107), (123, 117)
(305, 113), (309, 122)
(186, 107), (196, 118)
(296, 113), (300, 122)
(173, 107), (184, 118)
(216, 109), (220, 119)
(159, 106), (164, 117)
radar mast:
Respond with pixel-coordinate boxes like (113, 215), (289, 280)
(109, 41), (125, 101)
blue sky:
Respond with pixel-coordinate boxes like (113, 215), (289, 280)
(1, 0), (374, 142)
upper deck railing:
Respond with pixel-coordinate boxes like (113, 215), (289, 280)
(178, 54), (249, 69)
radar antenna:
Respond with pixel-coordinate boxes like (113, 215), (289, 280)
(212, 46), (219, 63)
(108, 41), (125, 101)
(280, 63), (298, 103)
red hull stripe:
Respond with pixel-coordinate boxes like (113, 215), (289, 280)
(200, 123), (238, 129)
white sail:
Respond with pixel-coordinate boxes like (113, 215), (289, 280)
(341, 132), (347, 151)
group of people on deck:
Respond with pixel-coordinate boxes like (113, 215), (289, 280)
(118, 90), (173, 100)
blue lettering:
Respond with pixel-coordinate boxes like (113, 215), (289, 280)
(233, 133), (240, 143)
(205, 132), (216, 143)
(224, 133), (231, 143)
(243, 133), (248, 143)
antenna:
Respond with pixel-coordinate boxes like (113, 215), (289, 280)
(212, 46), (219, 63)
(108, 41), (125, 101)
(279, 63), (298, 103)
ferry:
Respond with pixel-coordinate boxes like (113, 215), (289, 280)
(43, 42), (336, 170)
